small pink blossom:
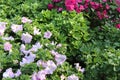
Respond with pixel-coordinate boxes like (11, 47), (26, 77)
(44, 31), (52, 39)
(21, 17), (32, 23)
(4, 42), (12, 51)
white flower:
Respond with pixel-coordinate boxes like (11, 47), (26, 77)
(11, 24), (23, 33)
(33, 27), (41, 35)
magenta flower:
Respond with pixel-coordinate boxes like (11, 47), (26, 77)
(116, 7), (120, 13)
(0, 22), (7, 36)
(11, 24), (23, 33)
(21, 17), (32, 23)
(3, 68), (14, 78)
(21, 33), (32, 44)
(4, 42), (12, 51)
(44, 31), (52, 39)
(48, 4), (54, 10)
(65, 0), (76, 11)
(52, 0), (61, 3)
(67, 74), (79, 80)
(116, 24), (120, 29)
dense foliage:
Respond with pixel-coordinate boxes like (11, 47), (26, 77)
(0, 0), (120, 80)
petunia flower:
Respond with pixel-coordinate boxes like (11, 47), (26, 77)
(33, 27), (41, 35)
(21, 17), (32, 23)
(14, 69), (21, 77)
(2, 36), (14, 41)
(3, 68), (14, 78)
(4, 42), (12, 51)
(55, 54), (66, 65)
(44, 31), (52, 39)
(20, 53), (36, 66)
(74, 63), (85, 73)
(0, 22), (7, 36)
(21, 33), (32, 44)
(67, 74), (79, 80)
(44, 60), (57, 74)
(11, 24), (23, 33)
(29, 42), (42, 52)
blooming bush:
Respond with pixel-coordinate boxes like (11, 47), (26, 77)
(0, 0), (120, 80)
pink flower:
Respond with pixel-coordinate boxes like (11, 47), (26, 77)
(67, 74), (79, 80)
(4, 42), (12, 51)
(90, 2), (100, 10)
(115, 0), (120, 7)
(106, 4), (110, 10)
(21, 33), (32, 43)
(52, 0), (61, 3)
(11, 24), (23, 33)
(102, 0), (107, 2)
(21, 17), (32, 23)
(0, 22), (7, 36)
(58, 7), (63, 12)
(97, 10), (108, 20)
(48, 4), (54, 10)
(75, 5), (85, 13)
(65, 0), (76, 11)
(116, 24), (120, 29)
(44, 31), (52, 39)
(116, 7), (120, 13)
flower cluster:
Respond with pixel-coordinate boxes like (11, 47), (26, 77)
(1, 17), (77, 80)
(47, 0), (120, 28)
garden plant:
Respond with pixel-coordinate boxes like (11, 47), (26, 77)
(0, 0), (120, 80)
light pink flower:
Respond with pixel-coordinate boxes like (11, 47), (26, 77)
(4, 42), (12, 51)
(21, 17), (32, 23)
(0, 22), (7, 36)
(3, 68), (14, 78)
(11, 24), (23, 33)
(14, 69), (21, 77)
(55, 54), (66, 65)
(44, 31), (52, 39)
(44, 60), (57, 74)
(67, 74), (79, 80)
(21, 33), (32, 43)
